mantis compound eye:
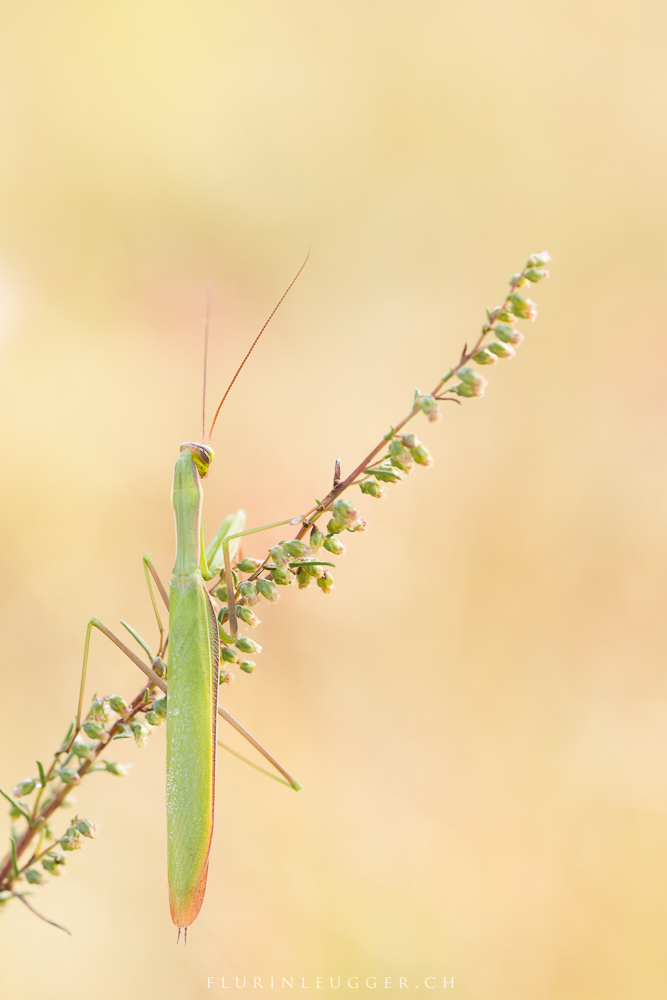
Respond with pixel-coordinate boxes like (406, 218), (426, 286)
(180, 442), (214, 478)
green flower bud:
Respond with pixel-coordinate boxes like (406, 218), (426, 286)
(367, 463), (403, 484)
(316, 571), (335, 595)
(25, 868), (45, 885)
(235, 636), (262, 655)
(332, 498), (361, 529)
(103, 761), (130, 776)
(269, 544), (290, 568)
(239, 660), (256, 674)
(472, 349), (497, 365)
(326, 518), (345, 535)
(238, 580), (259, 606)
(74, 818), (97, 839)
(219, 669), (234, 685)
(237, 606), (261, 627)
(324, 535), (346, 556)
(236, 557), (262, 573)
(82, 720), (105, 740)
(301, 559), (324, 577)
(412, 443), (433, 467)
(282, 538), (310, 558)
(309, 527), (324, 552)
(419, 394), (441, 423)
(495, 323), (524, 345)
(71, 740), (95, 761)
(152, 656), (167, 678)
(256, 578), (279, 602)
(488, 339), (516, 359)
(108, 695), (128, 714)
(217, 614), (234, 642)
(509, 271), (528, 285)
(145, 710), (162, 727)
(112, 723), (133, 740)
(130, 721), (149, 749)
(347, 518), (367, 532)
(221, 645), (238, 663)
(496, 309), (516, 323)
(360, 478), (386, 498)
(88, 697), (110, 723)
(214, 584), (229, 602)
(401, 433), (418, 448)
(527, 251), (551, 266)
(151, 695), (167, 719)
(12, 779), (38, 798)
(507, 293), (537, 321)
(524, 267), (549, 282)
(42, 858), (63, 876)
(452, 371), (487, 398)
(57, 768), (81, 785)
(388, 440), (413, 473)
(296, 566), (312, 589)
(61, 832), (82, 852)
(269, 566), (293, 586)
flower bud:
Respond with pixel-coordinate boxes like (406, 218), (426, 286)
(360, 478), (385, 498)
(332, 498), (362, 529)
(88, 698), (110, 723)
(71, 740), (95, 760)
(82, 720), (105, 740)
(324, 535), (346, 556)
(145, 710), (162, 727)
(12, 779), (38, 798)
(269, 544), (290, 568)
(472, 349), (497, 365)
(388, 440), (413, 473)
(221, 645), (238, 663)
(151, 695), (167, 719)
(235, 636), (262, 655)
(237, 606), (261, 627)
(103, 761), (129, 776)
(57, 768), (81, 785)
(326, 518), (345, 535)
(412, 443), (433, 467)
(219, 669), (234, 685)
(524, 267), (549, 282)
(239, 580), (259, 606)
(296, 567), (312, 589)
(42, 857), (63, 876)
(239, 660), (256, 674)
(112, 723), (133, 740)
(74, 818), (97, 839)
(108, 695), (128, 714)
(214, 584), (229, 602)
(488, 340), (516, 359)
(302, 560), (324, 577)
(367, 463), (403, 484)
(152, 657), (167, 678)
(401, 433), (418, 449)
(457, 367), (487, 387)
(256, 578), (279, 603)
(495, 324), (524, 345)
(509, 272), (528, 286)
(316, 571), (335, 595)
(347, 518), (367, 532)
(236, 557), (262, 573)
(310, 527), (324, 552)
(61, 831), (82, 852)
(527, 251), (551, 266)
(269, 566), (293, 586)
(25, 868), (45, 885)
(130, 721), (150, 749)
(496, 309), (516, 323)
(283, 538), (310, 558)
(419, 394), (441, 423)
(507, 293), (537, 321)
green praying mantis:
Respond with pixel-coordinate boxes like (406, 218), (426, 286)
(74, 255), (311, 941)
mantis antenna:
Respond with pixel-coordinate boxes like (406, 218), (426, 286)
(206, 245), (311, 443)
(202, 280), (212, 442)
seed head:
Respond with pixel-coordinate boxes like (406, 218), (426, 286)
(324, 535), (346, 556)
(237, 606), (261, 627)
(74, 817), (97, 839)
(82, 720), (105, 740)
(472, 349), (497, 365)
(239, 580), (260, 606)
(332, 498), (362, 529)
(507, 293), (537, 321)
(108, 695), (128, 714)
(283, 539), (311, 558)
(221, 645), (238, 663)
(12, 778), (38, 798)
(310, 526), (325, 552)
(256, 578), (279, 603)
(239, 660), (256, 674)
(488, 340), (516, 359)
(236, 557), (263, 573)
(419, 394), (441, 423)
(495, 324), (524, 346)
(316, 572), (335, 595)
(235, 636), (262, 655)
(360, 478), (386, 498)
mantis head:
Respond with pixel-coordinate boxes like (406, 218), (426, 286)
(180, 442), (214, 478)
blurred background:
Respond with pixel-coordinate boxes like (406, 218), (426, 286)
(0, 1), (666, 997)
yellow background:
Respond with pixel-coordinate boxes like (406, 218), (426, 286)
(0, 2), (666, 997)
